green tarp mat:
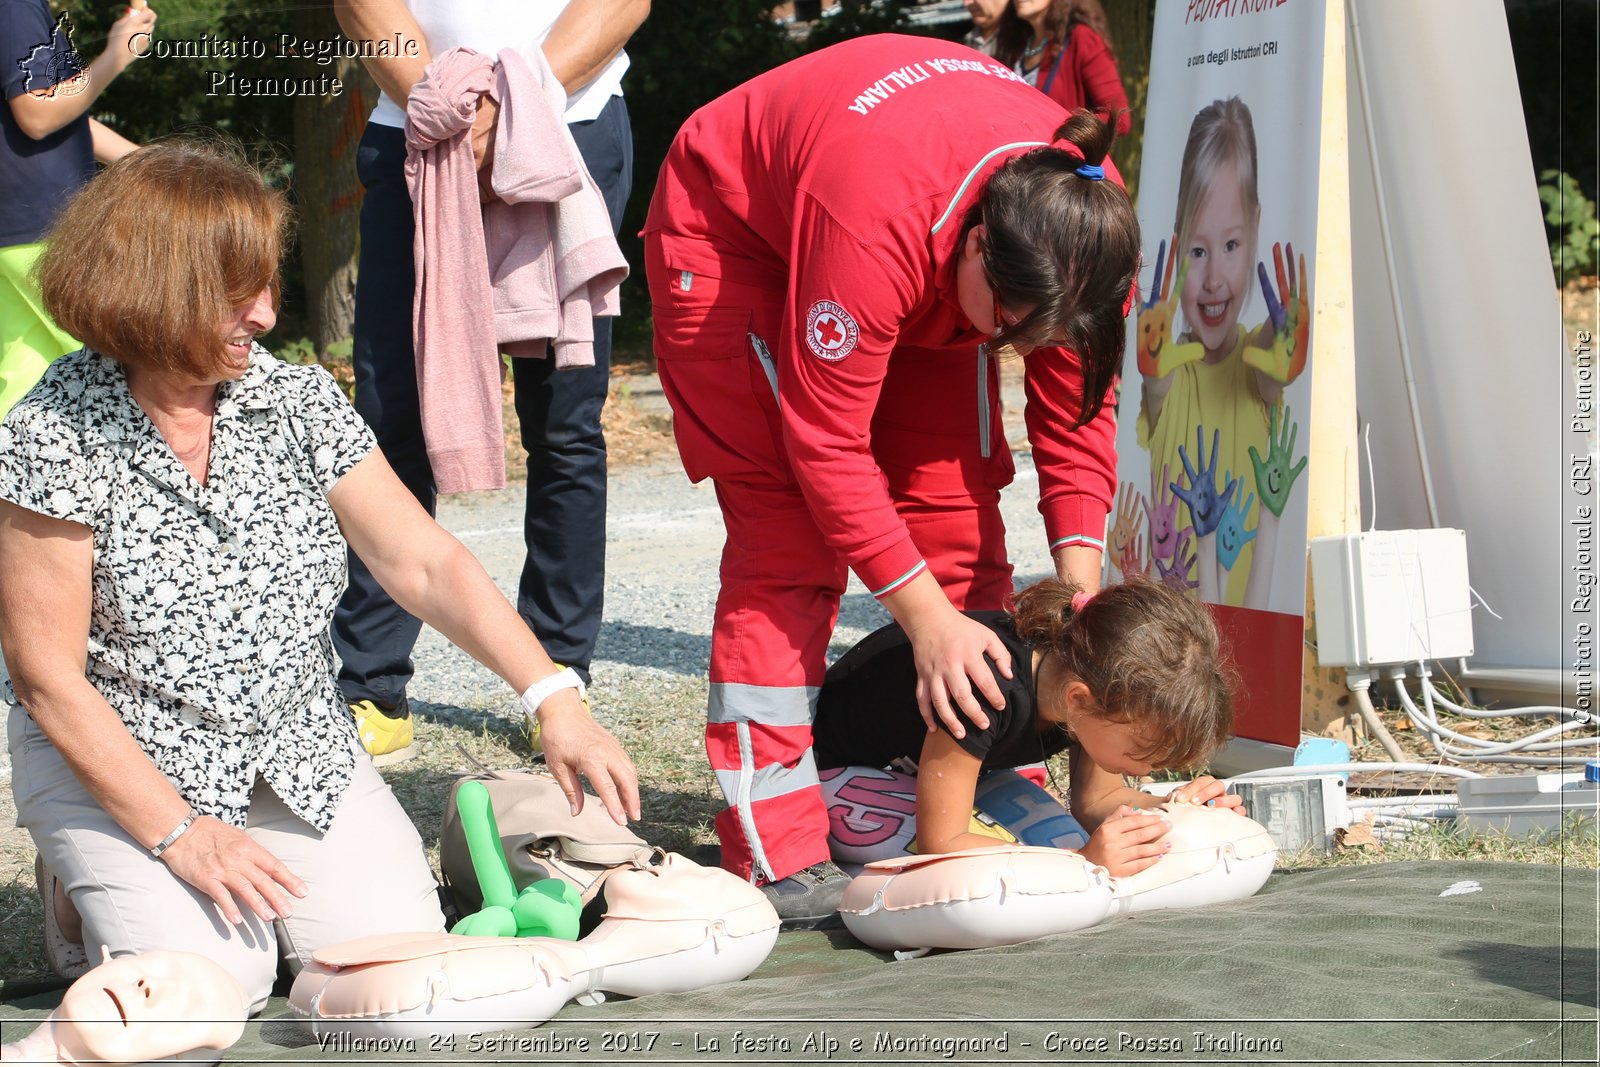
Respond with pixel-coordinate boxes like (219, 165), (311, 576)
(4, 861), (1596, 1065)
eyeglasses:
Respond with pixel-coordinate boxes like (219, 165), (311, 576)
(992, 286), (1022, 335)
(992, 286), (1069, 350)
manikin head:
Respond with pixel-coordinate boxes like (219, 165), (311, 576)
(1173, 97), (1262, 360)
(51, 950), (249, 1064)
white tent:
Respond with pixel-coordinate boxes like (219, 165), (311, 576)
(1344, 0), (1581, 700)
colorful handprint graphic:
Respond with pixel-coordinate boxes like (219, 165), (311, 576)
(1119, 535), (1146, 579)
(1249, 402), (1308, 517)
(1214, 482), (1257, 571)
(1244, 242), (1311, 384)
(1144, 463), (1181, 562)
(1136, 237), (1202, 379)
(1109, 482), (1145, 566)
(1171, 426), (1237, 539)
(1154, 529), (1199, 593)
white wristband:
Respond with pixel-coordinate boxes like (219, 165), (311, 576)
(519, 667), (587, 721)
(149, 812), (196, 858)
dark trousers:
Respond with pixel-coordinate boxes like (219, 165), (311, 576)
(332, 95), (634, 703)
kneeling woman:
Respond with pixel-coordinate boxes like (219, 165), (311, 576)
(812, 577), (1239, 875)
(0, 141), (640, 1010)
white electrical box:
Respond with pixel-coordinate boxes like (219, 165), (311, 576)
(1457, 771), (1599, 836)
(1226, 775), (1349, 853)
(1309, 529), (1475, 668)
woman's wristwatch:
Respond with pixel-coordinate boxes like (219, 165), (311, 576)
(519, 667), (587, 721)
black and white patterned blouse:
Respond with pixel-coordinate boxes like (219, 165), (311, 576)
(0, 347), (373, 832)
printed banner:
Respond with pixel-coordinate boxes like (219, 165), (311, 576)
(1114, 0), (1328, 746)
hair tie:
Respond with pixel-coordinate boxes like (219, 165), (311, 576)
(1074, 163), (1105, 181)
(1071, 590), (1093, 613)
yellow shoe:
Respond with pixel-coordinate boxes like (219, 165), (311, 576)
(351, 698), (416, 766)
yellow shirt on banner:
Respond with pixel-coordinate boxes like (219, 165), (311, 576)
(1136, 325), (1271, 606)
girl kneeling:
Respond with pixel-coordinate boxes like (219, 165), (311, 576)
(812, 577), (1240, 876)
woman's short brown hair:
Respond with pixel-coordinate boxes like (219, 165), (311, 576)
(35, 137), (290, 381)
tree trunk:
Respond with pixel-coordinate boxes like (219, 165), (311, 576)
(1102, 0), (1158, 208)
(290, 2), (375, 359)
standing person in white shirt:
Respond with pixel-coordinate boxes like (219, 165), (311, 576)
(329, 0), (650, 763)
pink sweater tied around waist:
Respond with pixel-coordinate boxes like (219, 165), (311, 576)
(404, 46), (628, 494)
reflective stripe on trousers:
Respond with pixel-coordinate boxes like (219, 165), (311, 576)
(706, 681), (824, 883)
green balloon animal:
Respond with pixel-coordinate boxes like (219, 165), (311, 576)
(448, 779), (583, 940)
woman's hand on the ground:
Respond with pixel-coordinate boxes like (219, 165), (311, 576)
(1166, 775), (1246, 813)
(905, 607), (1010, 739)
(1077, 805), (1171, 877)
(537, 693), (643, 826)
(157, 816), (306, 926)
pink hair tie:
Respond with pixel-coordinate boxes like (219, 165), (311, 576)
(1071, 591), (1093, 613)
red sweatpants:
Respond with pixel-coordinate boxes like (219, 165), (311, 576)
(647, 238), (1016, 882)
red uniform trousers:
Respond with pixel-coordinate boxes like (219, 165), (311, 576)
(647, 239), (1019, 883)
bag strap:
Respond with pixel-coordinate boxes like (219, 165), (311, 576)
(1040, 35), (1066, 97)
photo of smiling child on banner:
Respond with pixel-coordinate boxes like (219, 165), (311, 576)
(1111, 0), (1327, 747)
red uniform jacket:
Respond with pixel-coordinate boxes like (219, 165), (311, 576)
(644, 34), (1120, 595)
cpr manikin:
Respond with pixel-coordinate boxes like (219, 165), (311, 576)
(840, 799), (1277, 955)
(1108, 798), (1278, 912)
(7, 807), (1272, 1051)
(291, 852), (780, 1040)
(0, 950), (249, 1065)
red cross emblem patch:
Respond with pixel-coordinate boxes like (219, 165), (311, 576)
(805, 300), (859, 362)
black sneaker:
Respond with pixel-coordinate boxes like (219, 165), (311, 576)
(758, 861), (852, 930)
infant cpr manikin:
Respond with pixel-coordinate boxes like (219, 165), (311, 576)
(290, 852), (779, 1041)
(0, 950), (250, 1065)
(840, 801), (1277, 954)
